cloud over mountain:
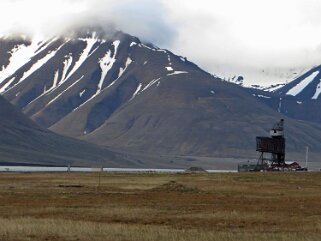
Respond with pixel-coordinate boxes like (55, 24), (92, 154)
(2, 0), (321, 85)
(0, 0), (175, 46)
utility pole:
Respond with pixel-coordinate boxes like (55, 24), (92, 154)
(305, 146), (309, 170)
(97, 165), (103, 190)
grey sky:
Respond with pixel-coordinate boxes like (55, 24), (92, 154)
(1, 0), (321, 85)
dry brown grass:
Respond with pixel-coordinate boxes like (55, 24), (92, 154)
(0, 172), (320, 241)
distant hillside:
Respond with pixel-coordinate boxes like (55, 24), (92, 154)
(0, 95), (136, 167)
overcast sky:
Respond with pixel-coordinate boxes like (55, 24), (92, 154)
(1, 0), (321, 85)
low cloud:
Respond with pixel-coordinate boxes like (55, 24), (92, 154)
(2, 0), (321, 84)
(0, 0), (176, 46)
(163, 0), (321, 83)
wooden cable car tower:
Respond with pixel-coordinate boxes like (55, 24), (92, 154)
(256, 119), (286, 169)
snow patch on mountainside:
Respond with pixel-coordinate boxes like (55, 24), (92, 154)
(141, 44), (156, 51)
(97, 40), (120, 91)
(35, 38), (58, 55)
(27, 69), (63, 106)
(157, 49), (167, 53)
(64, 34), (98, 82)
(142, 78), (161, 92)
(72, 40), (122, 112)
(168, 71), (188, 76)
(19, 47), (63, 83)
(253, 93), (271, 99)
(118, 57), (132, 78)
(130, 83), (142, 101)
(286, 71), (319, 96)
(79, 89), (86, 97)
(50, 70), (60, 91)
(48, 75), (84, 108)
(278, 98), (282, 113)
(0, 38), (44, 85)
(312, 79), (321, 99)
(60, 55), (73, 83)
(167, 54), (172, 66)
(0, 77), (15, 93)
(98, 49), (113, 92)
(129, 78), (161, 101)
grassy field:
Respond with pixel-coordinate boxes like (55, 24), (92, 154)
(0, 172), (320, 241)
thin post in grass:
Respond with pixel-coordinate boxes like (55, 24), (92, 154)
(305, 146), (309, 170)
(97, 165), (103, 190)
(98, 167), (101, 188)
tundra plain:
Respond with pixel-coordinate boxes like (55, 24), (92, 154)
(0, 172), (320, 241)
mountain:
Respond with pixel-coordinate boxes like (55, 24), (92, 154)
(1, 29), (321, 166)
(0, 95), (136, 167)
(247, 65), (321, 125)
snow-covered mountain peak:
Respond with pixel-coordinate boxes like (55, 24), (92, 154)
(273, 65), (321, 100)
(0, 29), (202, 122)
